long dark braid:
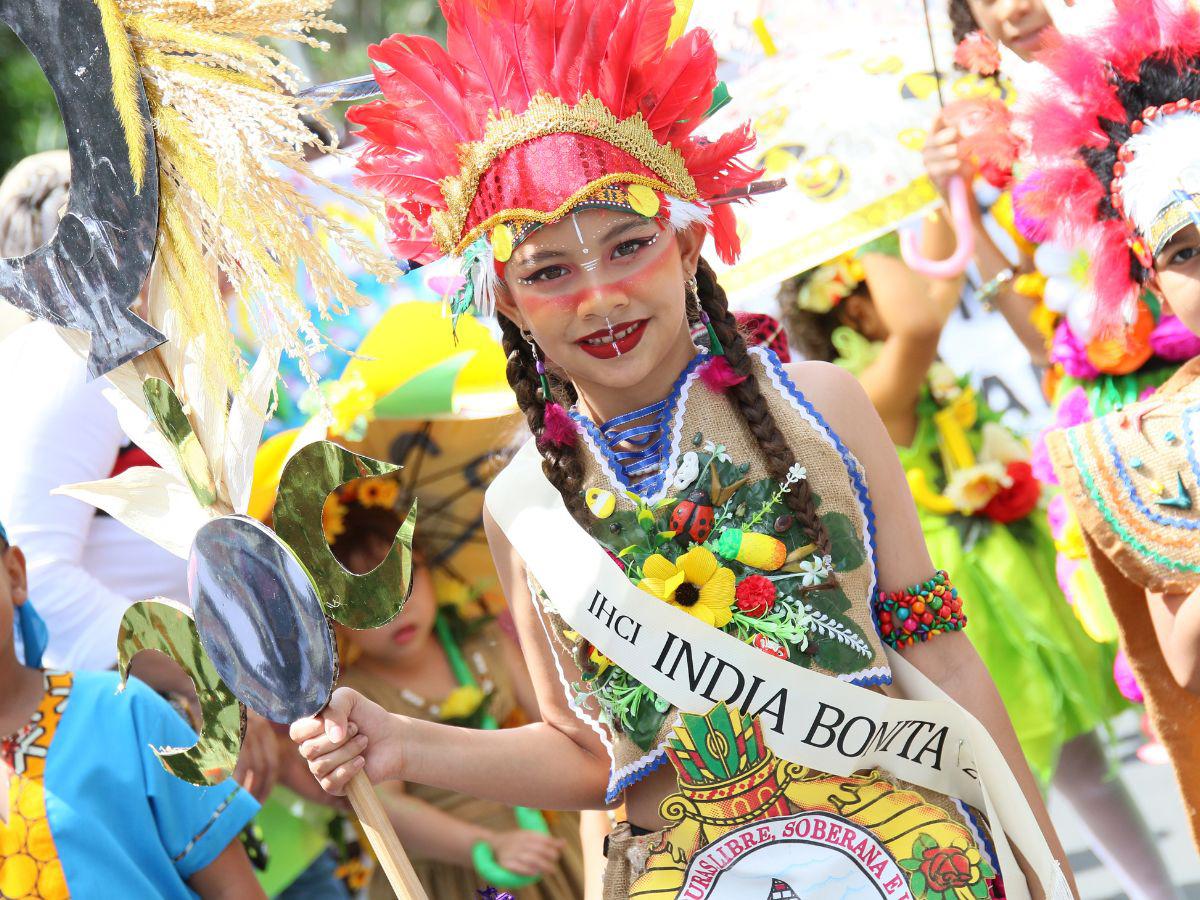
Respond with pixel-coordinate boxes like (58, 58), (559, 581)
(695, 259), (836, 567)
(498, 314), (591, 525)
(948, 0), (980, 46)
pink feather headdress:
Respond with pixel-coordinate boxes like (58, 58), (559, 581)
(348, 0), (760, 319)
(1016, 0), (1200, 335)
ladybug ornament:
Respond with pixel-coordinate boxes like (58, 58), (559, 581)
(669, 490), (715, 544)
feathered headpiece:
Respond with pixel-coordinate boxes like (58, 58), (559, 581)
(1016, 0), (1200, 334)
(349, 0), (762, 321)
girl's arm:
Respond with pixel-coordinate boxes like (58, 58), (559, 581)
(854, 252), (959, 446)
(922, 120), (1048, 365)
(376, 783), (566, 876)
(1147, 587), (1200, 693)
(291, 506), (613, 811)
(188, 839), (267, 900)
(787, 360), (1075, 897)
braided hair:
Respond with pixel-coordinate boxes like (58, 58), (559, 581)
(498, 255), (836, 570)
(948, 0), (980, 46)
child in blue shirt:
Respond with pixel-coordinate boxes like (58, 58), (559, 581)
(0, 520), (264, 899)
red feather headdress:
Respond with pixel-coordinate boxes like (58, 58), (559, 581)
(349, 0), (760, 318)
(1016, 0), (1200, 334)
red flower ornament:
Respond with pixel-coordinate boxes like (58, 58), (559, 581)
(981, 461), (1040, 524)
(735, 575), (777, 618)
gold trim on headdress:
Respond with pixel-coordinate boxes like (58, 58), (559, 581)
(434, 92), (700, 255)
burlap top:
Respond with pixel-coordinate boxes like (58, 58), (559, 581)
(539, 347), (889, 793)
(1048, 357), (1200, 596)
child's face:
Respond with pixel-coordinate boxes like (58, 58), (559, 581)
(341, 558), (439, 664)
(1153, 225), (1200, 335)
(966, 0), (1053, 62)
(0, 544), (30, 661)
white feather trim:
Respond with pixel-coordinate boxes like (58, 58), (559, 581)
(1120, 111), (1200, 241)
(667, 198), (712, 234)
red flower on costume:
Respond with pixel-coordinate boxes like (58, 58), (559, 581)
(981, 462), (1040, 524)
(920, 846), (974, 891)
(954, 32), (1002, 77)
(735, 575), (776, 618)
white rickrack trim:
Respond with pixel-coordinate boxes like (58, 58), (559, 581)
(526, 570), (615, 759)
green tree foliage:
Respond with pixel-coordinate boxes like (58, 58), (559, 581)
(0, 27), (67, 179)
(0, 2), (443, 180)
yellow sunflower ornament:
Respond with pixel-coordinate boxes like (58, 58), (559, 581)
(637, 547), (735, 628)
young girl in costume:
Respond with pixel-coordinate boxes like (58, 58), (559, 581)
(0, 520), (264, 898)
(1018, 0), (1200, 850)
(784, 239), (1176, 896)
(291, 1), (1075, 896)
(326, 478), (585, 899)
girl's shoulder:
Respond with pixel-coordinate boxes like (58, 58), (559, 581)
(777, 358), (877, 455)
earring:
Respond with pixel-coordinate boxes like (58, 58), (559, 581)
(525, 333), (578, 449)
(525, 332), (554, 402)
(15, 599), (48, 669)
(688, 274), (726, 358)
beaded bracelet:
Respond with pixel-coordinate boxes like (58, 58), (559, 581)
(873, 570), (966, 650)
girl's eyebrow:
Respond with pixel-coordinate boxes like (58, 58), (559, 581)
(514, 218), (655, 267)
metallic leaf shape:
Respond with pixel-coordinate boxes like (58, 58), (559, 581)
(0, 0), (163, 376)
(117, 598), (243, 786)
(143, 377), (218, 507)
(273, 441), (415, 629)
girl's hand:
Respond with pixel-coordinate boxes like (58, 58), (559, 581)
(289, 687), (401, 795)
(486, 829), (567, 878)
(923, 119), (973, 200)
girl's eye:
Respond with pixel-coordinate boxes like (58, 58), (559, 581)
(1169, 245), (1200, 267)
(519, 264), (570, 284)
(613, 234), (658, 259)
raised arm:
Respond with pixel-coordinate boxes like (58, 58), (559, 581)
(854, 252), (959, 445)
(786, 360), (1074, 896)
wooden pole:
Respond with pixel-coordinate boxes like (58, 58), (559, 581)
(346, 771), (429, 900)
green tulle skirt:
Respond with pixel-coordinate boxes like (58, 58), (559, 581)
(915, 509), (1129, 784)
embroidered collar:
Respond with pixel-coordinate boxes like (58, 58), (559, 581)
(570, 351), (708, 498)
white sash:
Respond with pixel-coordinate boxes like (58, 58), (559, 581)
(488, 442), (1072, 900)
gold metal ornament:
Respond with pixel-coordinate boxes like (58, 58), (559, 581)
(272, 441), (417, 629)
(116, 599), (244, 786)
(437, 92), (698, 255)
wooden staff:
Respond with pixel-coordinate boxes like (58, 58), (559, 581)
(346, 771), (430, 900)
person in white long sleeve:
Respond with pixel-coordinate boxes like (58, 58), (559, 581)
(0, 320), (189, 669)
(0, 152), (188, 670)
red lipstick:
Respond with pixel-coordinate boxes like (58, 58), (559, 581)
(576, 319), (648, 359)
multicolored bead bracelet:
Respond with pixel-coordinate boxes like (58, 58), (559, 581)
(873, 570), (967, 650)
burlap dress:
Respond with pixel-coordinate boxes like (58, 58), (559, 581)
(1048, 357), (1200, 848)
(505, 347), (998, 899)
(341, 624), (586, 899)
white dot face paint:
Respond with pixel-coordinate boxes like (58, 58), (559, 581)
(605, 315), (622, 357)
(571, 212), (590, 255)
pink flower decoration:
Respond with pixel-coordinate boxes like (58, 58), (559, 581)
(698, 356), (748, 393)
(1055, 387), (1094, 429)
(954, 31), (1002, 77)
(1047, 494), (1071, 540)
(1050, 322), (1101, 379)
(1149, 315), (1200, 361)
(1030, 435), (1058, 486)
(1114, 651), (1144, 704)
